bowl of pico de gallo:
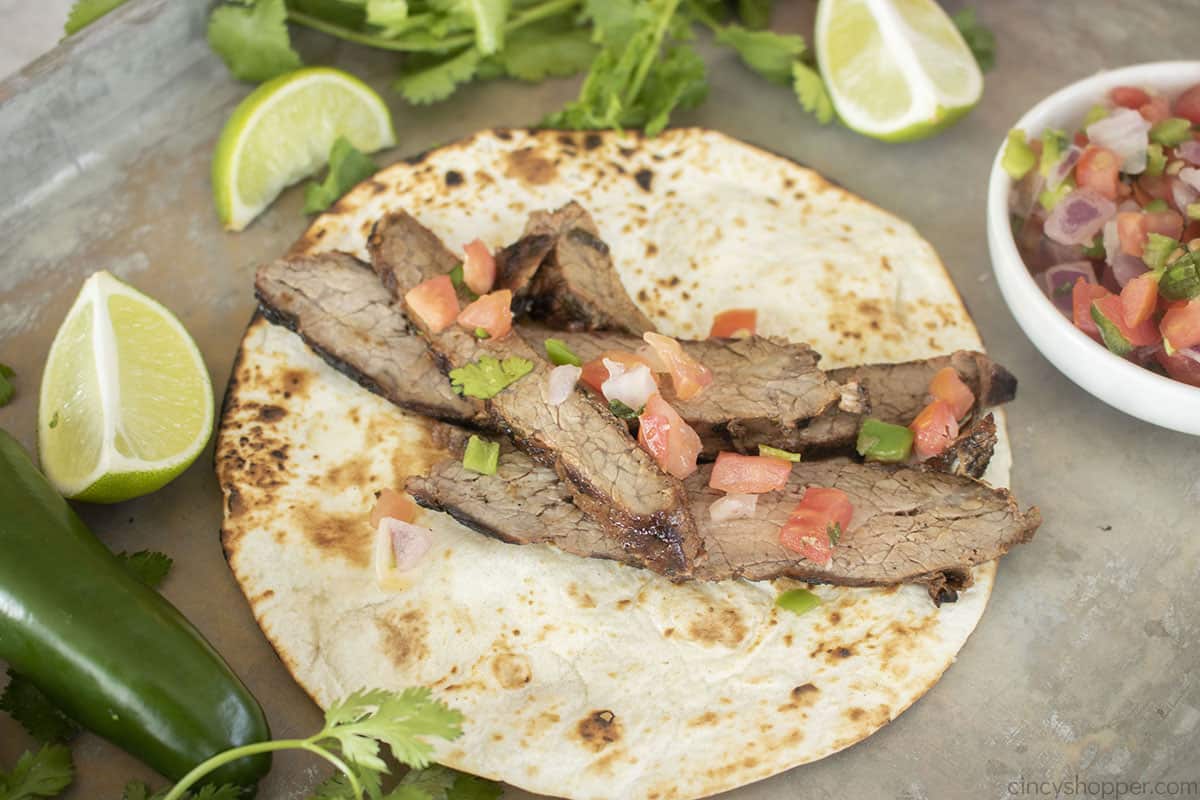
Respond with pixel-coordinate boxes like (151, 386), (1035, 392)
(987, 61), (1200, 434)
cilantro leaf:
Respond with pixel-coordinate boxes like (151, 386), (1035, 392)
(447, 773), (503, 800)
(208, 0), (303, 83)
(308, 767), (383, 800)
(952, 8), (995, 73)
(715, 25), (805, 85)
(549, 0), (705, 135)
(791, 61), (834, 124)
(0, 745), (73, 800)
(121, 780), (242, 800)
(0, 671), (80, 744)
(318, 687), (464, 771)
(0, 364), (15, 407)
(367, 0), (410, 30)
(394, 48), (482, 105)
(117, 550), (174, 590)
(482, 18), (597, 82)
(398, 765), (457, 798)
(736, 0), (772, 29)
(637, 44), (707, 136)
(430, 0), (510, 54)
(449, 356), (534, 399)
(64, 0), (130, 36)
(304, 137), (380, 214)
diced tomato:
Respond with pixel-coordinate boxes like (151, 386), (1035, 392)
(1093, 294), (1159, 347)
(1075, 146), (1122, 200)
(1073, 131), (1089, 148)
(1174, 83), (1200, 126)
(1110, 86), (1151, 109)
(1161, 300), (1200, 350)
(1120, 272), (1160, 328)
(1134, 174), (1173, 208)
(1138, 94), (1171, 124)
(778, 487), (853, 565)
(462, 239), (496, 296)
(1115, 210), (1180, 259)
(637, 394), (701, 479)
(643, 332), (714, 401)
(369, 489), (416, 528)
(708, 452), (792, 494)
(1073, 279), (1110, 339)
(709, 309), (757, 338)
(928, 367), (975, 420)
(1183, 220), (1200, 244)
(1116, 212), (1149, 257)
(910, 400), (959, 461)
(1155, 348), (1200, 387)
(581, 351), (655, 393)
(404, 275), (459, 333)
(457, 289), (513, 340)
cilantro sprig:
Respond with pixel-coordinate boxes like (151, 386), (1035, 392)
(0, 745), (73, 800)
(161, 688), (466, 800)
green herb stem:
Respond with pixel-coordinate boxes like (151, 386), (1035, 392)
(287, 0), (582, 53)
(624, 0), (682, 108)
(161, 739), (360, 800)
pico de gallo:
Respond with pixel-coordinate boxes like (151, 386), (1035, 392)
(1004, 81), (1200, 387)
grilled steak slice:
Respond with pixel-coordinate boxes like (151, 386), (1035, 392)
(369, 211), (703, 577)
(522, 325), (848, 456)
(928, 413), (998, 479)
(408, 442), (1041, 593)
(255, 252), (481, 424)
(505, 202), (657, 334)
(804, 352), (1018, 451)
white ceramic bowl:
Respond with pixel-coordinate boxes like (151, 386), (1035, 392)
(987, 61), (1200, 435)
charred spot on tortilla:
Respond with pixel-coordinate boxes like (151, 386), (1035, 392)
(505, 147), (557, 185)
(375, 610), (429, 668)
(444, 169), (464, 187)
(299, 507), (372, 567)
(257, 404), (286, 422)
(577, 710), (621, 751)
(584, 133), (602, 150)
(490, 652), (533, 689)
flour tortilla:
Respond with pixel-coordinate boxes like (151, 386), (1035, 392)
(217, 128), (1013, 800)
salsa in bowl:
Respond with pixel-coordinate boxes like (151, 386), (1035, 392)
(987, 62), (1200, 434)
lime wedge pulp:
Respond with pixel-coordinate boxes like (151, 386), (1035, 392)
(815, 0), (983, 141)
(38, 272), (214, 503)
(212, 67), (396, 231)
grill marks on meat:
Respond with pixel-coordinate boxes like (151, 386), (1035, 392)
(523, 326), (847, 457)
(369, 211), (703, 576)
(928, 413), (999, 480)
(408, 443), (1041, 594)
(255, 252), (480, 423)
(507, 202), (657, 334)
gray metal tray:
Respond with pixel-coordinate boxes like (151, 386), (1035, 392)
(1, 1), (1197, 797)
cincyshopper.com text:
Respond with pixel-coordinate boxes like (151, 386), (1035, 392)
(1009, 776), (1199, 799)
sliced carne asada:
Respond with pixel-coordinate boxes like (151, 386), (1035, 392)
(928, 413), (999, 480)
(408, 439), (1041, 595)
(504, 202), (657, 334)
(369, 210), (703, 577)
(808, 351), (1018, 450)
(522, 325), (849, 456)
(255, 252), (481, 424)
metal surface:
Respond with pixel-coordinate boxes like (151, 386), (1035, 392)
(0, 1), (1197, 797)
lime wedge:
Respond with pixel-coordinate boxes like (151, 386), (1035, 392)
(213, 67), (396, 231)
(38, 272), (214, 503)
(815, 0), (983, 141)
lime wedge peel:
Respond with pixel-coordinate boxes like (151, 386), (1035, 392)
(213, 66), (396, 231)
(816, 0), (983, 142)
(38, 272), (214, 503)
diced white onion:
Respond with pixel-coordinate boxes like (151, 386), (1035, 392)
(546, 364), (581, 406)
(635, 344), (669, 373)
(601, 359), (657, 410)
(374, 517), (431, 584)
(1102, 220), (1121, 265)
(1085, 108), (1151, 174)
(709, 493), (758, 522)
(1179, 167), (1200, 194)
